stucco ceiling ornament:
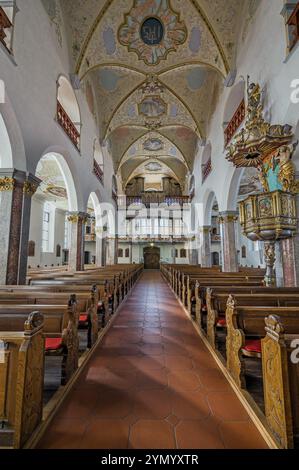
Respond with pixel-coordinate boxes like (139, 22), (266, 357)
(226, 76), (294, 170)
(141, 75), (165, 94)
(118, 0), (187, 66)
(138, 95), (167, 118)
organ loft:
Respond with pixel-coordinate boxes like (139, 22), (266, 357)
(0, 0), (299, 454)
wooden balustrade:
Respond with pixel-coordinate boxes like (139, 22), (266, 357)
(224, 99), (246, 147)
(126, 194), (190, 207)
(0, 6), (12, 51)
(202, 157), (212, 183)
(56, 101), (80, 150)
(93, 159), (104, 184)
(287, 2), (299, 51)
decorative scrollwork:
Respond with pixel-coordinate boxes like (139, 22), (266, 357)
(0, 177), (15, 192)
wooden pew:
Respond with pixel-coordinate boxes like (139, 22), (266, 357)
(225, 297), (299, 389)
(206, 289), (299, 350)
(262, 315), (299, 449)
(0, 311), (44, 449)
(0, 288), (98, 348)
(0, 301), (78, 385)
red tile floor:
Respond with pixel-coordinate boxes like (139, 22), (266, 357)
(38, 271), (269, 449)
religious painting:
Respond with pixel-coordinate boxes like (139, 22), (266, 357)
(46, 185), (68, 199)
(145, 162), (163, 172)
(138, 96), (167, 118)
(258, 197), (273, 217)
(143, 138), (163, 152)
(118, 0), (187, 66)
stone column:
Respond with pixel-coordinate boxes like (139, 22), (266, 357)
(275, 241), (284, 287)
(106, 238), (116, 265)
(68, 212), (88, 271)
(219, 211), (239, 272)
(199, 226), (212, 267)
(0, 170), (40, 285)
(18, 174), (41, 284)
(95, 227), (103, 267)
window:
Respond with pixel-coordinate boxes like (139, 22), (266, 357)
(64, 215), (70, 249)
(0, 1), (16, 53)
(241, 246), (247, 259)
(118, 248), (123, 258)
(42, 202), (55, 253)
(42, 204), (50, 252)
(284, 1), (299, 52)
(125, 248), (130, 258)
(56, 244), (61, 258)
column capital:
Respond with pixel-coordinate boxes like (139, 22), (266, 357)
(23, 173), (41, 197)
(218, 210), (239, 223)
(199, 225), (212, 234)
(0, 169), (26, 192)
(67, 211), (89, 224)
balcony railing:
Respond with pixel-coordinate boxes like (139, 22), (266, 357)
(202, 157), (212, 183)
(224, 99), (246, 147)
(57, 101), (80, 150)
(287, 2), (299, 51)
(85, 234), (96, 242)
(93, 159), (104, 184)
(125, 194), (190, 208)
(0, 6), (12, 51)
(211, 233), (221, 243)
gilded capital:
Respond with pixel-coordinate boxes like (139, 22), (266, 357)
(0, 177), (15, 192)
(23, 181), (39, 197)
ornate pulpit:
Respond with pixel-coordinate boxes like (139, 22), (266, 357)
(227, 77), (298, 286)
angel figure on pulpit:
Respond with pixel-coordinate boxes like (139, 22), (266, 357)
(274, 142), (298, 192)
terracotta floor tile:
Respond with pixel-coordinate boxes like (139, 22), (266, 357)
(130, 420), (176, 449)
(168, 370), (201, 391)
(79, 419), (130, 449)
(38, 271), (268, 450)
(165, 355), (194, 370)
(219, 420), (268, 449)
(207, 391), (250, 421)
(94, 390), (133, 418)
(133, 389), (172, 418)
(171, 390), (211, 420)
(37, 418), (87, 449)
(176, 419), (225, 449)
(198, 369), (232, 391)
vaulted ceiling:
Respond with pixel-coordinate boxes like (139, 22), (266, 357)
(55, 0), (252, 186)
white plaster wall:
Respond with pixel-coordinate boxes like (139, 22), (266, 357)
(0, 0), (114, 211)
(28, 196), (66, 268)
(117, 242), (186, 264)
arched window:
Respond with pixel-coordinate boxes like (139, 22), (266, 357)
(56, 244), (61, 258)
(42, 202), (55, 253)
(57, 76), (81, 150)
(125, 248), (130, 258)
(241, 245), (247, 259)
(118, 248), (123, 258)
(0, 1), (17, 53)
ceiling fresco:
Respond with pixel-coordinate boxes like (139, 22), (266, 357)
(50, 0), (248, 185)
(35, 155), (69, 210)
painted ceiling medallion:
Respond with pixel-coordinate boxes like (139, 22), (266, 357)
(143, 138), (164, 151)
(139, 96), (167, 118)
(118, 0), (187, 66)
(145, 162), (163, 172)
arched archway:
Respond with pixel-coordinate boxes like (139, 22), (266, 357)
(28, 152), (79, 269)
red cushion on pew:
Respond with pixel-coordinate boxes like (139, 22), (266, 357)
(217, 317), (227, 327)
(79, 313), (88, 323)
(45, 338), (63, 351)
(243, 339), (262, 354)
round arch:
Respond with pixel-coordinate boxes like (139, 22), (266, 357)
(0, 89), (26, 170)
(36, 149), (80, 212)
(57, 75), (81, 133)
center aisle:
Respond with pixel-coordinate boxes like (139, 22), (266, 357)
(38, 271), (268, 449)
